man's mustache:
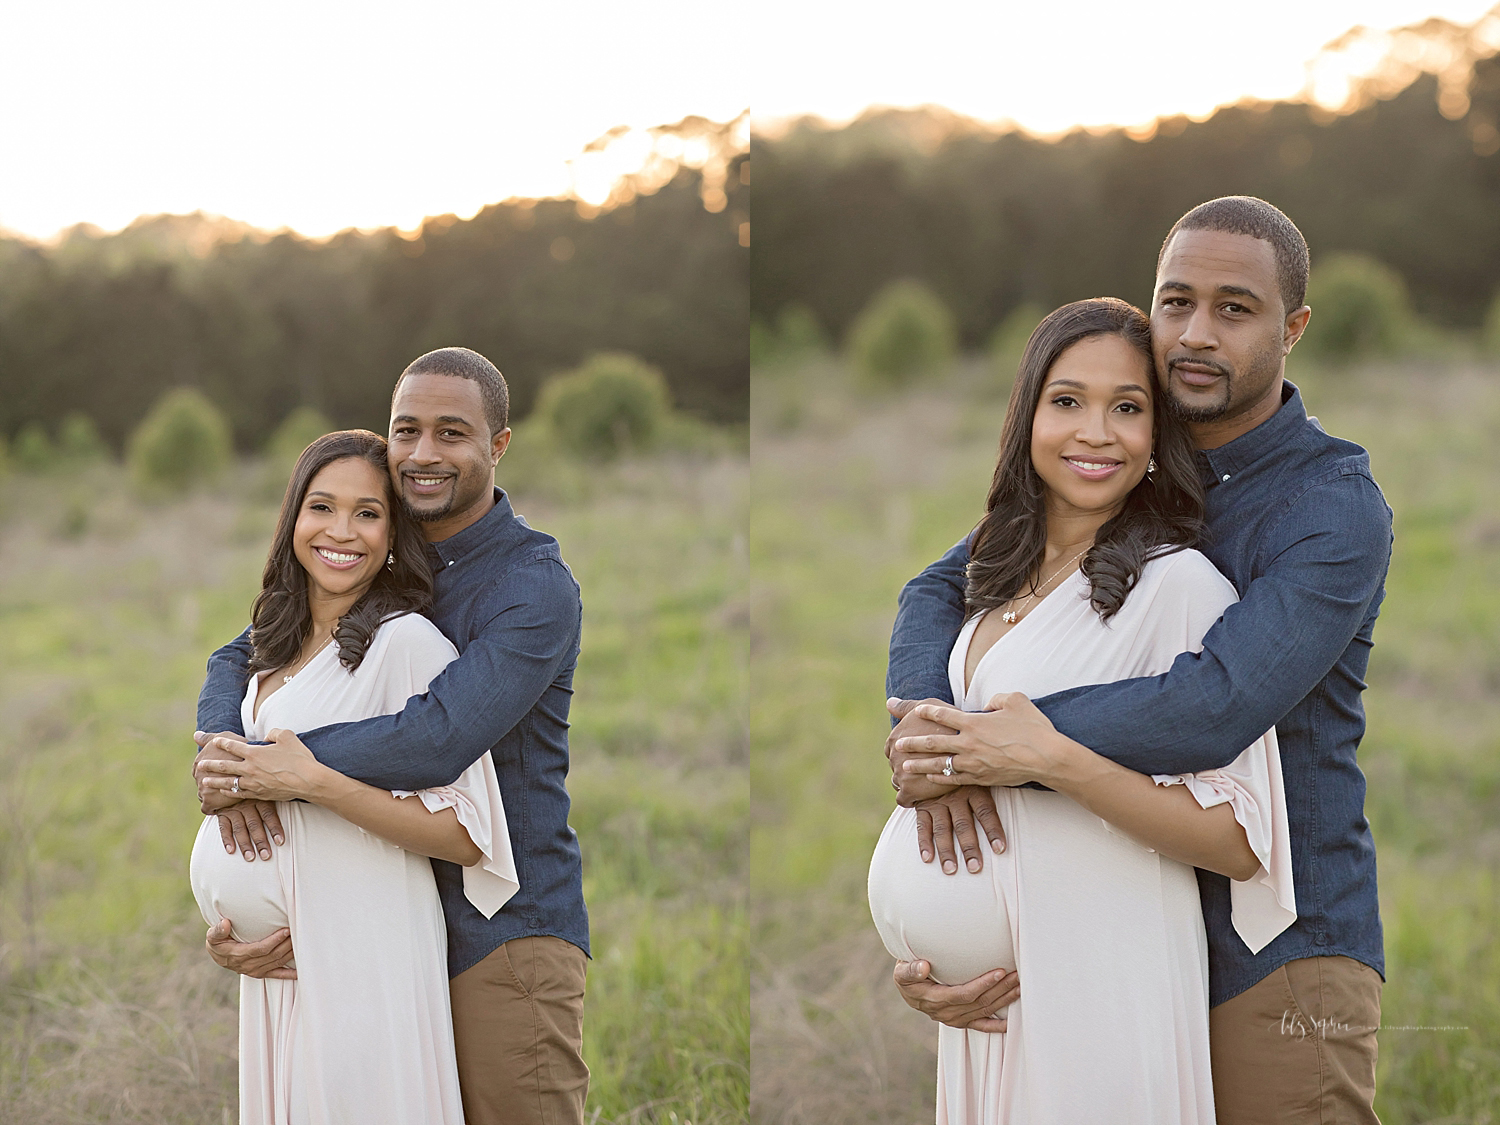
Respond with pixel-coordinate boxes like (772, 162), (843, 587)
(1165, 356), (1232, 378)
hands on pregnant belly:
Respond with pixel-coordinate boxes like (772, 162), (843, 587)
(190, 815), (295, 967)
(868, 805), (1017, 989)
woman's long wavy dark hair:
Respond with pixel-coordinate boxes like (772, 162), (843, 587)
(248, 430), (433, 675)
(966, 298), (1205, 622)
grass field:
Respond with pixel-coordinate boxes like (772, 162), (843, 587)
(0, 443), (749, 1124)
(749, 355), (1500, 1124)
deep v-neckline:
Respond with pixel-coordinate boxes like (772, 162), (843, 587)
(250, 641), (337, 725)
(960, 570), (1085, 700)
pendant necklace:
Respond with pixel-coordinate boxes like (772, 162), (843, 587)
(283, 635), (335, 684)
(1001, 547), (1090, 625)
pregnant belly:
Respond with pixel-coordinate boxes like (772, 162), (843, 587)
(189, 814), (291, 949)
(867, 803), (1016, 988)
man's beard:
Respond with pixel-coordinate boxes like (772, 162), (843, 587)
(1162, 338), (1282, 424)
(400, 493), (454, 522)
(397, 466), (484, 522)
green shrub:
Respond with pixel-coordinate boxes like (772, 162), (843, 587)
(258, 406), (334, 501)
(13, 422), (54, 472)
(58, 412), (108, 463)
(536, 353), (671, 461)
(847, 279), (957, 384)
(988, 302), (1046, 379)
(1482, 289), (1500, 359)
(1301, 254), (1413, 360)
(754, 306), (829, 370)
(265, 406), (333, 464)
(127, 388), (233, 494)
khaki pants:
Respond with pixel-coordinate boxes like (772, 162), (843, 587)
(1210, 955), (1382, 1125)
(449, 935), (589, 1125)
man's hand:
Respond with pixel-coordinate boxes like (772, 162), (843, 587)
(195, 731), (284, 861)
(915, 788), (1006, 874)
(893, 959), (1018, 1033)
(205, 918), (297, 979)
(896, 694), (1070, 789)
(888, 699), (1005, 872)
(887, 697), (959, 805)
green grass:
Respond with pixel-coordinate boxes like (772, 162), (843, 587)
(750, 355), (1500, 1124)
(0, 449), (748, 1124)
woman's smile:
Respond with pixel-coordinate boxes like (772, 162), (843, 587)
(291, 457), (393, 604)
(310, 545), (367, 571)
(1030, 333), (1154, 520)
(1061, 455), (1124, 481)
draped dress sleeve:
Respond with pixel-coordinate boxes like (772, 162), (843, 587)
(375, 613), (521, 919)
(1117, 550), (1297, 955)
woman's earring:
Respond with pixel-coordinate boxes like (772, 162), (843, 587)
(386, 551), (395, 568)
(1147, 454), (1158, 474)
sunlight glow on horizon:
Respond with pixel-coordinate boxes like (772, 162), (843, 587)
(752, 0), (1499, 138)
(0, 1), (746, 242)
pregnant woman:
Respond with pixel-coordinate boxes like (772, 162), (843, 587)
(189, 429), (518, 1124)
(868, 299), (1296, 1123)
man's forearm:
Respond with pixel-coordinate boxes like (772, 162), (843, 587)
(198, 627), (253, 740)
(887, 539), (970, 710)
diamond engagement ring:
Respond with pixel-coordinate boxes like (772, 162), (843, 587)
(942, 755), (955, 777)
(231, 777), (240, 794)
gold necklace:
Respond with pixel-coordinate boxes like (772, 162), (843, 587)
(1000, 547), (1090, 625)
(282, 634), (335, 684)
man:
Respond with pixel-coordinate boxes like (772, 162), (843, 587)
(885, 198), (1392, 1123)
(193, 346), (589, 1125)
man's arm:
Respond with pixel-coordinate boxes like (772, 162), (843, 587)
(194, 628), (284, 860)
(887, 539), (968, 705)
(1035, 474), (1393, 775)
(885, 540), (1007, 871)
(198, 627), (252, 737)
(299, 558), (580, 790)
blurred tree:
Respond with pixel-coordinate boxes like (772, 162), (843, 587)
(847, 279), (957, 384)
(0, 128), (746, 452)
(1483, 289), (1500, 357)
(127, 388), (233, 494)
(57, 412), (108, 463)
(1301, 255), (1414, 359)
(13, 422), (54, 472)
(265, 406), (335, 463)
(988, 302), (1046, 380)
(754, 22), (1500, 349)
(537, 352), (672, 460)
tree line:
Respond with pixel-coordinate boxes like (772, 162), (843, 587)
(753, 55), (1500, 349)
(0, 154), (747, 452)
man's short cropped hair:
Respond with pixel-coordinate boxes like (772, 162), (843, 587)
(1158, 196), (1310, 316)
(394, 346), (510, 435)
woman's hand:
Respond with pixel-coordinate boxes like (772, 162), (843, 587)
(895, 693), (1078, 788)
(194, 729), (330, 803)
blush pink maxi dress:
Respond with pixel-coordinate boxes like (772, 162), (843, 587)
(869, 549), (1296, 1125)
(189, 612), (519, 1125)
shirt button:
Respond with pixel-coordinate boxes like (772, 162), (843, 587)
(1221, 474), (1231, 482)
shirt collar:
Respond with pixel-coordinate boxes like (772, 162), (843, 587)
(428, 487), (516, 569)
(1196, 380), (1306, 487)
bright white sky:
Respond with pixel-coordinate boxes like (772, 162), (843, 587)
(0, 0), (747, 240)
(1, 1), (1492, 240)
(754, 0), (1498, 132)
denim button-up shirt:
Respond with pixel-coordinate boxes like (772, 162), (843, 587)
(198, 488), (588, 976)
(888, 383), (1392, 1006)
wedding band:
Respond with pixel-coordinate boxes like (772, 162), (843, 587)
(943, 755), (955, 777)
(231, 777), (240, 794)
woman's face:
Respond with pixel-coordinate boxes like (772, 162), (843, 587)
(1030, 334), (1155, 522)
(292, 456), (393, 604)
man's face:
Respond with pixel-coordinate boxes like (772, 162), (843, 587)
(1150, 229), (1304, 431)
(387, 373), (510, 534)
